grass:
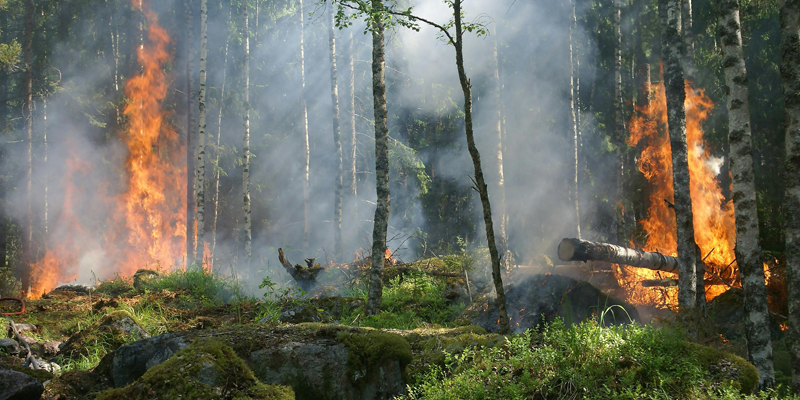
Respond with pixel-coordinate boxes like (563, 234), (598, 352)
(402, 318), (798, 400)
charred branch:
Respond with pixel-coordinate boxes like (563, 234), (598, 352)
(278, 248), (324, 290)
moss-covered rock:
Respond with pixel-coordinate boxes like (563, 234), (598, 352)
(132, 269), (160, 291)
(59, 310), (149, 358)
(97, 338), (293, 400)
(42, 370), (109, 400)
(109, 324), (410, 400)
(687, 342), (759, 394)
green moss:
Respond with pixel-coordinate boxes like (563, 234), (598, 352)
(59, 310), (148, 358)
(687, 342), (759, 394)
(95, 279), (134, 297)
(96, 338), (293, 400)
(336, 329), (412, 385)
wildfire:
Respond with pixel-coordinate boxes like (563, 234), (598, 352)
(619, 79), (737, 308)
(28, 2), (185, 298)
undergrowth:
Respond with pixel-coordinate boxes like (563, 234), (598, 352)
(402, 319), (797, 400)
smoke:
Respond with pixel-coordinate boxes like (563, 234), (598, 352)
(2, 0), (601, 296)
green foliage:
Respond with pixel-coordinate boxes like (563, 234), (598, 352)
(0, 264), (21, 296)
(356, 272), (466, 330)
(0, 40), (21, 68)
(140, 267), (245, 308)
(403, 320), (778, 400)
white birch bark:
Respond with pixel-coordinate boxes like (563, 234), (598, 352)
(659, 0), (698, 310)
(300, 0), (310, 255)
(195, 0), (208, 265)
(243, 0), (252, 262)
(718, 0), (775, 387)
(328, 5), (343, 261)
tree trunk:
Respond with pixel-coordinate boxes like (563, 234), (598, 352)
(348, 28), (358, 236)
(23, 0), (33, 295)
(195, 0), (208, 266)
(210, 0), (232, 272)
(558, 238), (679, 272)
(490, 26), (511, 266)
(718, 0), (774, 387)
(635, 0), (651, 111)
(242, 0), (252, 262)
(328, 5), (343, 261)
(453, 0), (509, 334)
(569, 0), (581, 239)
(366, 0), (390, 316)
(779, 0), (800, 393)
(659, 0), (698, 311)
(614, 0), (626, 243)
(681, 0), (695, 81)
(300, 0), (310, 255)
(185, 0), (196, 267)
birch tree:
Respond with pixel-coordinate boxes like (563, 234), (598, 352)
(195, 0), (208, 265)
(569, 0), (581, 239)
(185, 0), (196, 267)
(300, 0), (310, 254)
(242, 0), (252, 262)
(210, 0), (232, 271)
(659, 0), (698, 310)
(348, 28), (358, 244)
(780, 0), (800, 393)
(366, 0), (390, 316)
(490, 25), (512, 265)
(328, 4), (344, 261)
(23, 0), (33, 293)
(614, 0), (626, 243)
(681, 0), (695, 81)
(717, 0), (774, 387)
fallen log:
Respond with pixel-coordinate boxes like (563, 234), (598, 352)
(558, 238), (679, 273)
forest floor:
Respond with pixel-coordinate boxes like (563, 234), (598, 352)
(0, 256), (798, 400)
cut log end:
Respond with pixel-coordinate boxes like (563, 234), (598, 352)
(557, 238), (578, 262)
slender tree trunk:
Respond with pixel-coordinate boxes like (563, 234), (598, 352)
(635, 2), (651, 111)
(779, 0), (800, 393)
(328, 5), (343, 261)
(210, 0), (232, 272)
(366, 0), (390, 316)
(195, 0), (208, 266)
(185, 0), (196, 267)
(23, 0), (33, 295)
(614, 0), (626, 244)
(681, 0), (695, 81)
(243, 0), (252, 262)
(569, 0), (581, 239)
(300, 0), (310, 255)
(452, 0), (509, 334)
(348, 28), (358, 244)
(659, 0), (698, 310)
(717, 0), (775, 388)
(490, 27), (511, 267)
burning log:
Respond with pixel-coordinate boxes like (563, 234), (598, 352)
(278, 248), (324, 290)
(558, 238), (679, 273)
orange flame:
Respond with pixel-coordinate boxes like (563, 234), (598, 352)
(28, 3), (185, 298)
(619, 78), (737, 307)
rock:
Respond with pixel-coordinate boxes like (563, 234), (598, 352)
(132, 269), (160, 291)
(459, 274), (640, 333)
(97, 338), (293, 400)
(8, 324), (37, 336)
(0, 368), (45, 400)
(107, 332), (189, 387)
(0, 339), (20, 356)
(59, 310), (150, 358)
(707, 288), (784, 340)
(51, 284), (94, 294)
(42, 341), (61, 357)
(92, 299), (119, 312)
(108, 324), (410, 400)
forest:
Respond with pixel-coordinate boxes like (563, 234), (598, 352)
(0, 0), (799, 398)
